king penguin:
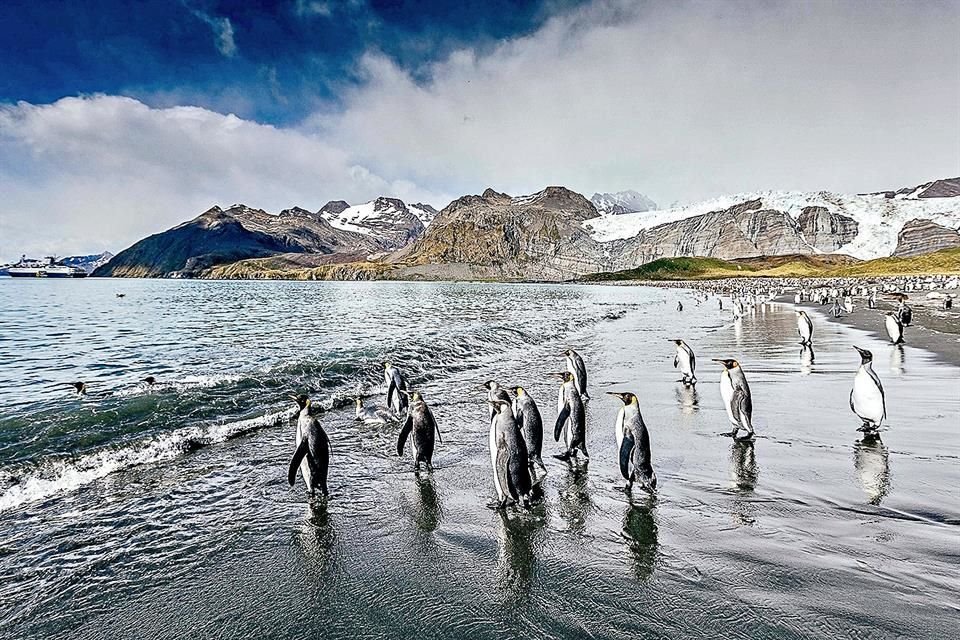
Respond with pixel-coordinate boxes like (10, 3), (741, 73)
(512, 386), (545, 472)
(553, 371), (588, 461)
(850, 346), (886, 433)
(288, 394), (331, 496)
(383, 362), (409, 415)
(671, 339), (697, 385)
(397, 391), (442, 471)
(607, 392), (657, 494)
(796, 310), (814, 346)
(488, 399), (538, 508)
(563, 349), (589, 400)
(712, 359), (755, 440)
(897, 301), (913, 327)
(884, 312), (905, 345)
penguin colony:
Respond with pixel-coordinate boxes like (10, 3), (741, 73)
(285, 287), (899, 506)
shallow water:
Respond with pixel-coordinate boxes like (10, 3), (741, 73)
(1, 279), (958, 639)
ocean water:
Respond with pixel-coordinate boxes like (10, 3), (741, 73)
(0, 278), (957, 639)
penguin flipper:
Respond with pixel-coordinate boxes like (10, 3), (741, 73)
(427, 408), (442, 444)
(673, 354), (679, 369)
(387, 378), (397, 411)
(554, 404), (570, 441)
(618, 431), (635, 481)
(397, 415), (413, 456)
(288, 439), (310, 486)
(732, 388), (753, 432)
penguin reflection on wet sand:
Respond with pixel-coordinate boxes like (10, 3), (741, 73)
(489, 399), (541, 509)
(553, 371), (588, 463)
(729, 439), (758, 491)
(713, 359), (755, 440)
(671, 339), (696, 385)
(607, 392), (656, 494)
(512, 386), (546, 473)
(288, 394), (331, 497)
(853, 436), (891, 505)
(850, 347), (886, 433)
(622, 505), (659, 582)
(397, 391), (442, 471)
(800, 344), (815, 376)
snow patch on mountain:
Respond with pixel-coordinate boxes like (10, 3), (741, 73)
(583, 190), (960, 259)
(319, 197), (436, 235)
(590, 190), (658, 215)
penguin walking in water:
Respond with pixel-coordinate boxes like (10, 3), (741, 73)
(713, 359), (755, 440)
(512, 386), (545, 472)
(850, 346), (886, 433)
(483, 380), (511, 420)
(553, 371), (588, 462)
(563, 348), (589, 400)
(397, 391), (442, 471)
(288, 394), (331, 497)
(796, 310), (814, 346)
(383, 362), (409, 415)
(671, 339), (697, 385)
(607, 392), (656, 494)
(355, 397), (392, 425)
(884, 312), (905, 345)
(488, 399), (538, 508)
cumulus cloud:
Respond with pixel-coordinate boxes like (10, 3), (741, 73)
(0, 96), (449, 259)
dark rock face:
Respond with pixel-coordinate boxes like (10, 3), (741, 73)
(319, 200), (350, 215)
(892, 219), (960, 257)
(861, 177), (960, 199)
(94, 205), (380, 278)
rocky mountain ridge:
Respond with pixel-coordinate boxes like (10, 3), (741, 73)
(590, 190), (658, 215)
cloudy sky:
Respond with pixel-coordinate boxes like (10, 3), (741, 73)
(1, 0), (958, 260)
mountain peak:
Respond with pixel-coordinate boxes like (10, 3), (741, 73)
(591, 190), (658, 215)
(319, 200), (350, 216)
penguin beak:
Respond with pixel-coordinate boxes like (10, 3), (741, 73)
(288, 395), (298, 402)
(604, 391), (626, 402)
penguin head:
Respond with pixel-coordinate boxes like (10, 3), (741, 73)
(382, 361), (390, 370)
(513, 386), (524, 396)
(605, 391), (637, 405)
(712, 358), (739, 370)
(409, 391), (422, 403)
(72, 381), (86, 395)
(487, 399), (510, 413)
(669, 339), (682, 345)
(289, 394), (310, 410)
(482, 380), (498, 391)
(853, 346), (873, 364)
(355, 397), (363, 408)
(143, 376), (156, 386)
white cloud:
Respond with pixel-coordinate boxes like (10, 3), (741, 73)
(0, 96), (449, 259)
(186, 5), (237, 57)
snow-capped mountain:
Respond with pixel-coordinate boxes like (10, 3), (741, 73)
(318, 197), (438, 249)
(590, 190), (658, 215)
(583, 186), (960, 260)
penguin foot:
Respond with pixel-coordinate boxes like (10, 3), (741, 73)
(553, 452), (573, 461)
(720, 430), (739, 438)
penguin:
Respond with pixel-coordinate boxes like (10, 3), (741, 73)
(850, 346), (886, 433)
(712, 359), (755, 440)
(868, 292), (877, 309)
(671, 339), (697, 384)
(897, 301), (912, 327)
(606, 392), (656, 493)
(512, 386), (545, 472)
(677, 301), (683, 312)
(115, 293), (126, 298)
(563, 348), (589, 400)
(287, 394), (331, 496)
(553, 371), (588, 461)
(355, 397), (391, 425)
(397, 391), (442, 471)
(843, 296), (854, 314)
(884, 312), (904, 345)
(793, 292), (802, 304)
(796, 310), (814, 346)
(488, 399), (537, 508)
(831, 299), (842, 318)
(383, 362), (409, 415)
(71, 381), (87, 396)
(483, 380), (511, 420)
(718, 299), (723, 311)
(142, 376), (156, 387)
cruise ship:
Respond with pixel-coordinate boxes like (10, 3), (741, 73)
(2, 256), (88, 278)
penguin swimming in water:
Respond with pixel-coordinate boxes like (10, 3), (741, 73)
(354, 397), (392, 425)
(671, 339), (697, 384)
(607, 392), (656, 494)
(383, 362), (409, 415)
(850, 346), (886, 433)
(512, 386), (545, 472)
(397, 391), (442, 471)
(713, 359), (755, 440)
(884, 312), (904, 345)
(796, 310), (814, 346)
(553, 371), (588, 461)
(142, 376), (156, 387)
(483, 380), (511, 420)
(488, 399), (538, 508)
(563, 348), (589, 400)
(288, 394), (331, 496)
(71, 381), (87, 396)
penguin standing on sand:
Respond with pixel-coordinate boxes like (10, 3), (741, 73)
(671, 339), (697, 384)
(488, 399), (537, 508)
(383, 362), (409, 415)
(512, 386), (545, 472)
(796, 310), (814, 346)
(564, 349), (589, 400)
(868, 292), (877, 309)
(288, 394), (331, 496)
(713, 359), (755, 440)
(884, 312), (905, 345)
(554, 371), (588, 461)
(607, 392), (656, 494)
(483, 380), (511, 419)
(677, 301), (683, 312)
(897, 301), (913, 327)
(397, 391), (442, 471)
(850, 346), (886, 433)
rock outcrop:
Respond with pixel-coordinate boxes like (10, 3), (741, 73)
(892, 219), (960, 257)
